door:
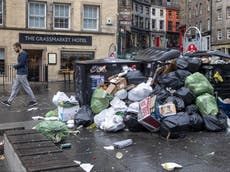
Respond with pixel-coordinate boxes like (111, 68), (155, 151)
(25, 50), (43, 82)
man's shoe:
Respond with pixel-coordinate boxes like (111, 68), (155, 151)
(28, 101), (38, 107)
(1, 100), (11, 107)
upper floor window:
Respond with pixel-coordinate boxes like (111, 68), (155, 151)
(227, 7), (230, 18)
(0, 0), (3, 25)
(0, 48), (4, 75)
(199, 3), (202, 15)
(176, 11), (179, 19)
(28, 2), (46, 29)
(176, 22), (180, 31)
(152, 8), (155, 15)
(168, 21), (172, 31)
(168, 11), (172, 18)
(54, 4), (70, 29)
(208, 18), (210, 30)
(152, 19), (156, 29)
(217, 9), (222, 20)
(160, 20), (164, 30)
(227, 28), (230, 39)
(217, 30), (222, 40)
(145, 7), (149, 15)
(83, 5), (99, 31)
(160, 9), (163, 17)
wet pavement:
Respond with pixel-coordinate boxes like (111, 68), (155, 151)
(0, 82), (230, 172)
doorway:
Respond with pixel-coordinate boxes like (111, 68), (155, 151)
(25, 50), (43, 82)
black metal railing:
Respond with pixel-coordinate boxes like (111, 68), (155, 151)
(0, 64), (48, 86)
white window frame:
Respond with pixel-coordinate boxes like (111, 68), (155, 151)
(83, 5), (99, 31)
(53, 3), (71, 30)
(217, 9), (222, 20)
(208, 19), (210, 31)
(28, 2), (46, 29)
(152, 19), (156, 30)
(160, 20), (164, 30)
(227, 28), (230, 39)
(217, 30), (222, 40)
(227, 7), (230, 18)
(0, 0), (3, 25)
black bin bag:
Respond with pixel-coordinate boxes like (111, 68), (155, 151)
(189, 112), (204, 131)
(123, 112), (147, 132)
(160, 112), (190, 139)
(164, 96), (185, 112)
(74, 105), (94, 127)
(175, 87), (196, 106)
(203, 110), (228, 132)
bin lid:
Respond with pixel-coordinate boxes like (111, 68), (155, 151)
(75, 57), (140, 65)
(184, 50), (230, 59)
(132, 47), (180, 62)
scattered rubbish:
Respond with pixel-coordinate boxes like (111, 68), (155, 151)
(44, 116), (59, 121)
(86, 123), (97, 129)
(113, 139), (133, 149)
(80, 163), (94, 172)
(116, 152), (123, 159)
(74, 160), (94, 172)
(161, 162), (182, 171)
(103, 145), (114, 150)
(60, 143), (72, 149)
(0, 155), (5, 160)
(207, 152), (215, 156)
(67, 119), (75, 129)
(32, 116), (44, 120)
(69, 130), (80, 135)
(27, 107), (38, 111)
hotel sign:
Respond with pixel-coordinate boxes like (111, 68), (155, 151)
(19, 33), (92, 45)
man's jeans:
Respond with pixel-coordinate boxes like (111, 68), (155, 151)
(8, 75), (36, 103)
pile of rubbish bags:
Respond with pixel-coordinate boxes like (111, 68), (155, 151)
(90, 56), (229, 139)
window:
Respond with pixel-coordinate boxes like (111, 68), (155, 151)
(176, 22), (180, 31)
(208, 19), (210, 30)
(0, 0), (3, 25)
(227, 28), (230, 39)
(28, 2), (46, 28)
(152, 19), (156, 29)
(199, 21), (202, 32)
(176, 11), (179, 19)
(145, 18), (149, 29)
(152, 8), (155, 15)
(227, 7), (230, 18)
(54, 4), (70, 29)
(135, 3), (138, 12)
(160, 9), (163, 17)
(160, 20), (164, 30)
(217, 9), (222, 20)
(145, 7), (149, 15)
(0, 48), (4, 74)
(139, 17), (144, 28)
(168, 11), (172, 18)
(61, 51), (94, 70)
(83, 5), (99, 31)
(199, 3), (202, 15)
(217, 30), (222, 40)
(168, 21), (172, 31)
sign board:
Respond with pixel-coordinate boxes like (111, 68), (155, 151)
(120, 21), (132, 26)
(19, 33), (92, 45)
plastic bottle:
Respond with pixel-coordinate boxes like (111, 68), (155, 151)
(113, 139), (133, 149)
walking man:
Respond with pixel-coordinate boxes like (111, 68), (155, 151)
(1, 42), (37, 107)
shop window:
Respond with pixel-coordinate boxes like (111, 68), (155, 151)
(28, 2), (46, 28)
(0, 48), (4, 75)
(60, 51), (94, 70)
(54, 4), (70, 29)
(83, 5), (99, 31)
(0, 0), (3, 25)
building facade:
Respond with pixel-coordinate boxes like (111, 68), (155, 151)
(0, 0), (118, 82)
(212, 0), (230, 54)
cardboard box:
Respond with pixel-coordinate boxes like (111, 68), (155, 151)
(159, 102), (176, 117)
(138, 96), (161, 132)
(110, 77), (127, 90)
(106, 83), (117, 95)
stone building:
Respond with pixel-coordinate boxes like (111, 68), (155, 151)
(212, 0), (230, 53)
(0, 0), (117, 82)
